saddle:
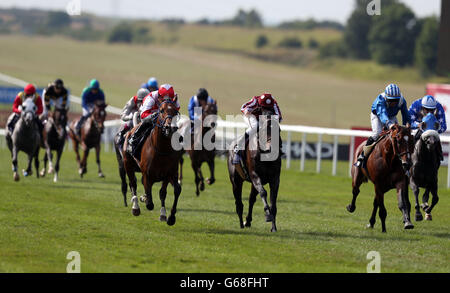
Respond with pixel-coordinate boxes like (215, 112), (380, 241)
(361, 134), (387, 168)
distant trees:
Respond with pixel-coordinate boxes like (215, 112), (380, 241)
(368, 2), (419, 66)
(278, 19), (344, 31)
(255, 34), (269, 48)
(415, 17), (439, 75)
(224, 9), (263, 28)
(278, 37), (302, 49)
(47, 11), (71, 29)
(107, 22), (153, 44)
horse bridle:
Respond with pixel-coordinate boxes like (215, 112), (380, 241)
(389, 129), (412, 175)
(155, 99), (179, 131)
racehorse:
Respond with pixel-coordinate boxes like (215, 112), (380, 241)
(6, 98), (41, 181)
(114, 116), (141, 207)
(227, 108), (282, 232)
(68, 100), (107, 178)
(347, 124), (415, 232)
(410, 129), (441, 221)
(179, 101), (218, 196)
(123, 98), (182, 226)
(40, 107), (68, 182)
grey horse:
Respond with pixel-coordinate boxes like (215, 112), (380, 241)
(5, 98), (41, 181)
(410, 129), (442, 221)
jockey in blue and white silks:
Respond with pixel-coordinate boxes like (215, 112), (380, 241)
(188, 88), (215, 122)
(409, 95), (447, 134)
(356, 84), (411, 167)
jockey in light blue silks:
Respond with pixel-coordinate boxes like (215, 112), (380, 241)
(355, 84), (411, 167)
(409, 95), (447, 137)
(188, 88), (215, 132)
(75, 79), (105, 136)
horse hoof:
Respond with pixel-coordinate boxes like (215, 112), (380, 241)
(13, 173), (19, 181)
(139, 195), (147, 203)
(207, 178), (215, 185)
(48, 167), (54, 174)
(40, 169), (46, 177)
(244, 221), (251, 228)
(22, 169), (31, 177)
(167, 215), (176, 226)
(415, 213), (423, 222)
(271, 227), (277, 232)
(265, 214), (274, 222)
(346, 204), (355, 213)
(425, 213), (432, 221)
(404, 222), (414, 230)
(132, 208), (141, 216)
(98, 173), (105, 178)
(200, 183), (205, 191)
(160, 215), (167, 222)
(146, 202), (154, 211)
(196, 190), (199, 196)
(366, 223), (374, 229)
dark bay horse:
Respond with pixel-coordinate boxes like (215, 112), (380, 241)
(68, 101), (107, 178)
(410, 129), (441, 221)
(348, 124), (415, 232)
(227, 110), (282, 232)
(40, 107), (67, 182)
(179, 101), (218, 196)
(6, 98), (41, 181)
(123, 98), (182, 226)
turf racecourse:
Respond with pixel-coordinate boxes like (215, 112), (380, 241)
(0, 148), (448, 273)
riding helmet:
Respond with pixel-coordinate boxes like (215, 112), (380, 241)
(422, 95), (437, 109)
(158, 84), (175, 99)
(24, 84), (36, 95)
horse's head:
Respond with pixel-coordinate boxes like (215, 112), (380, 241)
(21, 98), (37, 127)
(52, 107), (68, 138)
(202, 101), (218, 129)
(157, 97), (179, 137)
(92, 101), (107, 132)
(420, 130), (440, 153)
(389, 124), (414, 174)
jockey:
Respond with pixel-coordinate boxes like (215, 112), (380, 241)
(41, 78), (69, 121)
(127, 84), (180, 156)
(188, 88), (215, 131)
(75, 79), (105, 136)
(7, 84), (43, 133)
(140, 77), (158, 92)
(409, 95), (446, 136)
(355, 84), (411, 167)
(232, 93), (282, 165)
(116, 88), (149, 146)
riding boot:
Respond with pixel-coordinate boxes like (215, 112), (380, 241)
(127, 118), (154, 157)
(75, 115), (88, 137)
(233, 133), (248, 165)
(355, 136), (376, 167)
(7, 114), (19, 133)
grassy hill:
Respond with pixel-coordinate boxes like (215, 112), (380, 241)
(0, 149), (448, 272)
(0, 35), (428, 129)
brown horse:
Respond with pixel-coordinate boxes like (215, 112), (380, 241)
(347, 124), (415, 232)
(123, 98), (182, 226)
(227, 109), (282, 232)
(68, 101), (107, 178)
(179, 101), (218, 196)
(40, 107), (68, 182)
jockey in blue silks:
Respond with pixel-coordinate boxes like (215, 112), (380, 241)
(355, 83), (411, 167)
(409, 95), (447, 135)
(75, 79), (105, 136)
(188, 88), (215, 132)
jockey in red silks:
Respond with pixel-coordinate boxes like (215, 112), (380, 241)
(7, 84), (44, 133)
(127, 84), (180, 156)
(232, 93), (282, 165)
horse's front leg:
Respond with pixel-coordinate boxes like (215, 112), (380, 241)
(73, 139), (81, 169)
(421, 188), (430, 211)
(40, 151), (48, 177)
(12, 145), (19, 181)
(79, 147), (89, 177)
(206, 156), (215, 185)
(191, 160), (201, 196)
(45, 142), (54, 175)
(396, 181), (414, 230)
(95, 144), (104, 178)
(231, 172), (244, 228)
(244, 185), (258, 228)
(347, 163), (364, 213)
(268, 178), (280, 232)
(53, 148), (63, 183)
(141, 173), (154, 211)
(178, 156), (183, 185)
(250, 171), (272, 222)
(23, 152), (33, 177)
(410, 181), (423, 221)
(167, 177), (182, 226)
(34, 148), (40, 179)
(159, 181), (169, 222)
(424, 184), (439, 221)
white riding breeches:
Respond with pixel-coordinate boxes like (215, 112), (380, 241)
(370, 112), (397, 139)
